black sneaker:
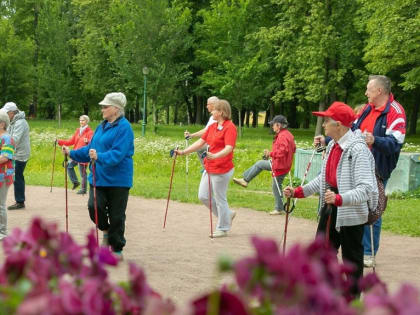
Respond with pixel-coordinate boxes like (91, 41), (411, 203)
(8, 202), (25, 210)
(72, 182), (80, 190)
(76, 190), (86, 195)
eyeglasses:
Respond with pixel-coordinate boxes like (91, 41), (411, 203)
(101, 105), (111, 109)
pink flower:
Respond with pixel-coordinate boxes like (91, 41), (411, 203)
(191, 289), (249, 315)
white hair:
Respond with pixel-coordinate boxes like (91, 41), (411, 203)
(0, 109), (10, 130)
(207, 96), (219, 104)
(79, 115), (90, 123)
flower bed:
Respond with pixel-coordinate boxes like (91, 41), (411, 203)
(0, 218), (419, 314)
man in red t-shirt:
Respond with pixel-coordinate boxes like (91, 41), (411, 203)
(233, 115), (296, 215)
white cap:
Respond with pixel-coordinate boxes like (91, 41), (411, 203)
(3, 102), (18, 112)
(98, 92), (126, 110)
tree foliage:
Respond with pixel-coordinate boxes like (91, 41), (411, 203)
(0, 0), (418, 133)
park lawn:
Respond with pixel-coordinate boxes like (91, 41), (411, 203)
(27, 120), (420, 237)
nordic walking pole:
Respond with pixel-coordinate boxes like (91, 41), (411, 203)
(185, 134), (189, 195)
(325, 204), (332, 245)
(282, 171), (294, 254)
(50, 139), (57, 192)
(91, 159), (99, 244)
(370, 225), (376, 272)
(280, 145), (322, 245)
(163, 146), (179, 229)
(64, 154), (69, 233)
(208, 169), (214, 239)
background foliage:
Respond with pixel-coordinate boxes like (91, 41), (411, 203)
(29, 121), (420, 237)
(0, 0), (418, 133)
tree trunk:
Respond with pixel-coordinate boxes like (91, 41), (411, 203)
(166, 105), (170, 125)
(174, 103), (179, 125)
(264, 109), (270, 127)
(135, 94), (140, 122)
(83, 102), (89, 116)
(195, 95), (203, 124)
(315, 99), (327, 136)
(238, 108), (242, 137)
(240, 108), (246, 127)
(185, 94), (192, 124)
(409, 95), (419, 135)
(252, 109), (258, 127)
(32, 2), (39, 118)
(245, 109), (250, 127)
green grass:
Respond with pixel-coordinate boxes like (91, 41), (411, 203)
(27, 120), (420, 237)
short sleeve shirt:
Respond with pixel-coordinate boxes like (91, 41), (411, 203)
(0, 134), (15, 187)
(202, 120), (237, 174)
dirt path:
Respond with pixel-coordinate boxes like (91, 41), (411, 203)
(2, 186), (419, 305)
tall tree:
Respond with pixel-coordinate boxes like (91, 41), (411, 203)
(356, 0), (420, 134)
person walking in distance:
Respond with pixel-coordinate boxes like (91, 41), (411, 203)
(2, 102), (30, 210)
(57, 115), (93, 194)
(0, 110), (15, 239)
(184, 96), (218, 167)
(63, 92), (134, 259)
(284, 102), (378, 297)
(176, 99), (237, 238)
(233, 115), (296, 215)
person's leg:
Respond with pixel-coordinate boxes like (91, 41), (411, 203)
(87, 185), (110, 231)
(198, 171), (218, 217)
(340, 224), (364, 297)
(242, 160), (271, 183)
(78, 163), (87, 193)
(210, 169), (234, 231)
(0, 184), (10, 238)
(67, 160), (79, 186)
(106, 187), (129, 252)
(272, 174), (286, 211)
(14, 160), (27, 204)
(316, 204), (340, 251)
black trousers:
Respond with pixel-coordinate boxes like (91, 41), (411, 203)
(88, 185), (130, 252)
(316, 203), (364, 297)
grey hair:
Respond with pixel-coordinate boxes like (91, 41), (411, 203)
(0, 110), (10, 130)
(79, 115), (90, 123)
(368, 75), (391, 94)
(207, 96), (219, 104)
(117, 108), (125, 117)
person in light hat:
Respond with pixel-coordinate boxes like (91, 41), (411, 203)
(63, 92), (134, 260)
(2, 102), (30, 210)
(233, 115), (296, 215)
(284, 101), (378, 297)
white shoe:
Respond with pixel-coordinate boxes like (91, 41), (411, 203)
(210, 230), (227, 238)
(364, 255), (375, 268)
(269, 210), (283, 215)
(233, 178), (248, 188)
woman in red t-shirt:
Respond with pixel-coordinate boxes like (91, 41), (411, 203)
(176, 99), (237, 238)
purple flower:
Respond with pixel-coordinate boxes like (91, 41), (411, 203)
(191, 289), (249, 315)
(98, 247), (118, 266)
(58, 279), (82, 314)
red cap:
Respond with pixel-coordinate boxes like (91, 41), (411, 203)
(312, 102), (355, 128)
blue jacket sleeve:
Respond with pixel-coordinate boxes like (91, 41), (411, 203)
(372, 134), (402, 156)
(70, 143), (91, 163)
(96, 124), (133, 167)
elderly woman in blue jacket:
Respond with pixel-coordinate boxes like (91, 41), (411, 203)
(63, 92), (134, 259)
